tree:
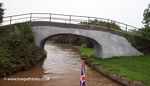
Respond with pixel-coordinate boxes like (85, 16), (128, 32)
(126, 4), (150, 54)
(143, 4), (150, 27)
(0, 3), (4, 23)
(134, 4), (150, 54)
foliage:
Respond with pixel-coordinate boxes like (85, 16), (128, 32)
(137, 27), (150, 54)
(125, 27), (150, 54)
(0, 22), (37, 76)
(72, 45), (94, 57)
(143, 4), (150, 27)
(125, 4), (150, 54)
(80, 19), (122, 31)
(0, 3), (4, 23)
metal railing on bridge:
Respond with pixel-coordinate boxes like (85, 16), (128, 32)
(1, 13), (139, 32)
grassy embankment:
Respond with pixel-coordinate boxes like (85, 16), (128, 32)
(74, 45), (150, 86)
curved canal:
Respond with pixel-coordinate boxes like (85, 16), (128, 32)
(0, 43), (121, 86)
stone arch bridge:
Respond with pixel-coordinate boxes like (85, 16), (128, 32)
(1, 13), (142, 58)
(31, 22), (142, 58)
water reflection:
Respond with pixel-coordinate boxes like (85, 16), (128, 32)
(43, 43), (121, 86)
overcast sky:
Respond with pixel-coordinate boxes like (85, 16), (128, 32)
(1, 0), (149, 27)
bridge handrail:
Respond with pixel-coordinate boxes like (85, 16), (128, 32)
(1, 13), (139, 32)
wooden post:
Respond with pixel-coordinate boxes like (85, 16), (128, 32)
(10, 16), (12, 25)
(69, 15), (71, 23)
(126, 25), (128, 32)
(49, 13), (51, 22)
(30, 13), (32, 22)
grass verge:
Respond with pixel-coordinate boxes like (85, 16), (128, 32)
(74, 46), (150, 86)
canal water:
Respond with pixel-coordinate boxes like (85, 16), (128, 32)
(0, 43), (121, 86)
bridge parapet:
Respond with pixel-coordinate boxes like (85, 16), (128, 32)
(1, 13), (139, 32)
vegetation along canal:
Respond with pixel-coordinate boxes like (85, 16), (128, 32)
(0, 43), (121, 86)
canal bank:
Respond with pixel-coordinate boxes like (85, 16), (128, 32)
(70, 45), (148, 86)
(85, 57), (145, 86)
(0, 43), (121, 86)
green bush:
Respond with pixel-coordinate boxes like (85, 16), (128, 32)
(125, 26), (150, 54)
(0, 22), (37, 76)
(0, 3), (4, 23)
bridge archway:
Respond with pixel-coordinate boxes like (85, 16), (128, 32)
(38, 33), (102, 58)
